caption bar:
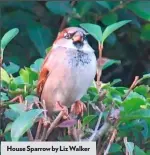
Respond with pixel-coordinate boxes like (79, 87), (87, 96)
(1, 142), (96, 155)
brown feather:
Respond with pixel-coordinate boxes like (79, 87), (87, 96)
(37, 51), (52, 97)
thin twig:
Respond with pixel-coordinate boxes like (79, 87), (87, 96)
(96, 0), (134, 21)
(27, 130), (34, 141)
(59, 0), (77, 31)
(97, 44), (103, 85)
(123, 76), (139, 100)
(124, 137), (129, 155)
(40, 127), (48, 141)
(44, 111), (64, 140)
(104, 129), (117, 155)
(40, 100), (50, 141)
(35, 119), (42, 140)
(88, 112), (103, 141)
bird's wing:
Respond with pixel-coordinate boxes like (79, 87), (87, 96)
(37, 47), (66, 97)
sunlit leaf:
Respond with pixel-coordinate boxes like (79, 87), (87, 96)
(1, 28), (19, 52)
(3, 62), (20, 74)
(122, 98), (146, 113)
(19, 67), (38, 84)
(1, 67), (10, 83)
(4, 122), (12, 133)
(80, 23), (102, 42)
(30, 58), (44, 72)
(11, 109), (43, 141)
(9, 104), (26, 114)
(4, 109), (19, 121)
(102, 20), (131, 43)
(1, 92), (9, 101)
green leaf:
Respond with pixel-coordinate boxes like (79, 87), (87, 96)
(13, 76), (24, 85)
(140, 73), (150, 82)
(134, 145), (146, 155)
(134, 85), (149, 98)
(122, 98), (146, 113)
(102, 13), (118, 26)
(76, 2), (93, 16)
(96, 1), (111, 10)
(109, 143), (122, 153)
(4, 122), (12, 133)
(141, 24), (150, 41)
(146, 151), (150, 155)
(122, 109), (150, 121)
(4, 109), (19, 121)
(9, 104), (26, 114)
(125, 91), (146, 101)
(83, 115), (97, 126)
(25, 95), (39, 103)
(102, 59), (121, 70)
(19, 67), (38, 84)
(46, 1), (72, 15)
(102, 20), (131, 43)
(1, 92), (9, 101)
(1, 28), (19, 52)
(27, 23), (52, 57)
(111, 79), (122, 86)
(30, 58), (44, 72)
(127, 1), (150, 21)
(80, 23), (102, 42)
(81, 94), (90, 102)
(11, 109), (43, 141)
(3, 62), (20, 74)
(1, 67), (10, 83)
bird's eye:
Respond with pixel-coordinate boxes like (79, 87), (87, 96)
(64, 33), (71, 39)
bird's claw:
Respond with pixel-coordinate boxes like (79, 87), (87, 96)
(54, 101), (69, 119)
(71, 100), (87, 116)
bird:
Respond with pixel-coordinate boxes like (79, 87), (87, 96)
(37, 27), (97, 118)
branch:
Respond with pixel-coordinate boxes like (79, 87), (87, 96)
(96, 0), (134, 21)
(44, 111), (64, 140)
(123, 76), (139, 100)
(103, 129), (117, 155)
(59, 0), (77, 31)
(88, 112), (103, 141)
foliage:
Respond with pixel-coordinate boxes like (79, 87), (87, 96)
(0, 0), (150, 154)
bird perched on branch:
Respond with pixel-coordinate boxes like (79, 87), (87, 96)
(37, 27), (97, 118)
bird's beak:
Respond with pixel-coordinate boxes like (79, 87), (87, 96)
(72, 32), (83, 44)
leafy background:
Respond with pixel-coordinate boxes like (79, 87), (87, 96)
(0, 1), (150, 155)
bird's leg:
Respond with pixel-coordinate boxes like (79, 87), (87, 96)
(9, 95), (23, 103)
(54, 101), (69, 119)
(71, 100), (87, 116)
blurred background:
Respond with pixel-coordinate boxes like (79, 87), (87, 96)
(1, 0), (150, 86)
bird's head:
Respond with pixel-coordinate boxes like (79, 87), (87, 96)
(53, 27), (94, 53)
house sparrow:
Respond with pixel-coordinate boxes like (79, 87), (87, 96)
(37, 27), (97, 117)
